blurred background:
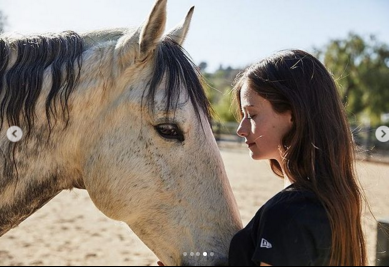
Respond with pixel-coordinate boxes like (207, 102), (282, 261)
(0, 1), (388, 266)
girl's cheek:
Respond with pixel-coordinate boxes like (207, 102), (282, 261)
(252, 123), (258, 133)
(251, 118), (261, 133)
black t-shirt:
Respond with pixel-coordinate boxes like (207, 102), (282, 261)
(229, 184), (332, 266)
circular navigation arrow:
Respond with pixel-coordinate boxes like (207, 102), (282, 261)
(7, 126), (23, 142)
(376, 126), (389, 143)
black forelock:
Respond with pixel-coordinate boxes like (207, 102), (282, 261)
(146, 38), (212, 125)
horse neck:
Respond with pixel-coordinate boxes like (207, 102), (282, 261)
(0, 173), (61, 236)
(0, 111), (85, 237)
(0, 34), (118, 236)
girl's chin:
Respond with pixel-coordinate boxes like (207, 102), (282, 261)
(249, 150), (263, 160)
(249, 149), (272, 161)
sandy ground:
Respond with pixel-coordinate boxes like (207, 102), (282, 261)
(0, 148), (388, 266)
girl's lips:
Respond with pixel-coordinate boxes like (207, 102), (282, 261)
(246, 142), (256, 148)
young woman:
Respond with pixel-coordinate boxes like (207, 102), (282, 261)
(228, 50), (366, 266)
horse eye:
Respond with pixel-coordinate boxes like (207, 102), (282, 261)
(155, 124), (185, 142)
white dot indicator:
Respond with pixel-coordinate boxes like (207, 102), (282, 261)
(203, 252), (208, 257)
(210, 252), (215, 257)
(196, 252), (200, 257)
(183, 252), (187, 257)
(190, 252), (194, 257)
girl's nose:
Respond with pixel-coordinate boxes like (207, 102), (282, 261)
(237, 119), (249, 138)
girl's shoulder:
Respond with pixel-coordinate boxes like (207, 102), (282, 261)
(258, 184), (328, 225)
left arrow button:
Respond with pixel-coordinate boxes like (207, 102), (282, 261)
(7, 126), (23, 142)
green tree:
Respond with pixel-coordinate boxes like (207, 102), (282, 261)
(198, 62), (208, 72)
(315, 33), (389, 126)
(201, 65), (242, 122)
(213, 91), (236, 122)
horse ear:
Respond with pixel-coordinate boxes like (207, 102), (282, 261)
(115, 0), (167, 69)
(165, 6), (194, 46)
(139, 0), (167, 59)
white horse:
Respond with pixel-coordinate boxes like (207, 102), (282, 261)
(0, 0), (242, 265)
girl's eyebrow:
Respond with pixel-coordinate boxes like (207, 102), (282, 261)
(241, 105), (255, 115)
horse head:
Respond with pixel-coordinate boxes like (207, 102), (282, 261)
(0, 0), (242, 265)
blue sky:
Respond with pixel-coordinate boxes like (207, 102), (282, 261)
(0, 0), (388, 71)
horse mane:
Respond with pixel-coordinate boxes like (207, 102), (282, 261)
(0, 31), (84, 135)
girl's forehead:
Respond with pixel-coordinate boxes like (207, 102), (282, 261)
(240, 82), (266, 108)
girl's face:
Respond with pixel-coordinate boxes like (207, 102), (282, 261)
(237, 81), (293, 162)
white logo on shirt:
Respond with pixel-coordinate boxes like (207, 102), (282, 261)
(260, 238), (272, 249)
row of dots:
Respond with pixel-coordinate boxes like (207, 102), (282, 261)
(183, 252), (215, 257)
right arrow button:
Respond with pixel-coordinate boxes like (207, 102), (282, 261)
(376, 126), (389, 143)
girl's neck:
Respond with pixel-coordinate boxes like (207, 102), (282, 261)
(280, 163), (292, 189)
(283, 177), (292, 189)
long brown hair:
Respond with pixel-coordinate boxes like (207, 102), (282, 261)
(233, 50), (367, 266)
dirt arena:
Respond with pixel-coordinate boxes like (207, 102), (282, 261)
(1, 148), (388, 266)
